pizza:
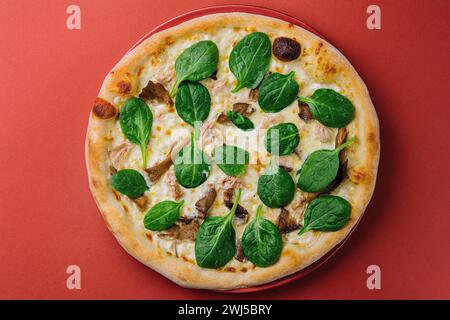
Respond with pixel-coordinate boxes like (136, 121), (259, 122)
(86, 13), (379, 290)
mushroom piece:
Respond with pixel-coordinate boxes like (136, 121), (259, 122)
(235, 239), (246, 262)
(139, 80), (173, 106)
(195, 187), (217, 219)
(144, 156), (173, 183)
(158, 218), (200, 241)
(277, 208), (302, 233)
(298, 100), (313, 121)
(272, 37), (302, 62)
(249, 88), (258, 101)
(232, 103), (255, 117)
(131, 196), (147, 209)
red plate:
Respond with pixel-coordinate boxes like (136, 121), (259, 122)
(128, 5), (363, 293)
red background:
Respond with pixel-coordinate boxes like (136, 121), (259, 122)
(0, 0), (449, 299)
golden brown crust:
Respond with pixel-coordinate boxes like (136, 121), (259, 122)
(86, 13), (379, 290)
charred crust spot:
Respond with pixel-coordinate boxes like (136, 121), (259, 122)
(92, 97), (117, 119)
(224, 267), (236, 273)
(91, 179), (100, 188)
(349, 168), (369, 184)
(315, 42), (323, 55)
(166, 251), (173, 256)
(273, 37), (301, 62)
(240, 267), (247, 272)
(112, 190), (121, 201)
(122, 204), (129, 213)
(145, 233), (153, 242)
(117, 80), (131, 94)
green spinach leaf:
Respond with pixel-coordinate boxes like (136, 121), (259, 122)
(257, 158), (295, 208)
(297, 137), (356, 192)
(299, 89), (355, 128)
(174, 134), (211, 188)
(169, 40), (219, 97)
(298, 195), (351, 236)
(264, 122), (299, 155)
(119, 97), (153, 167)
(175, 81), (211, 126)
(258, 71), (299, 113)
(242, 204), (282, 267)
(111, 169), (149, 198)
(143, 200), (184, 231)
(229, 32), (271, 93)
(195, 189), (242, 268)
(227, 111), (254, 131)
(213, 144), (249, 176)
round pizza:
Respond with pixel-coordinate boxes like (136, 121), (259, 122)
(86, 13), (379, 290)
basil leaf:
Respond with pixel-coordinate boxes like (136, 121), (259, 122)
(264, 122), (299, 156)
(229, 32), (271, 92)
(257, 158), (295, 208)
(112, 169), (149, 198)
(174, 134), (211, 188)
(119, 97), (153, 167)
(299, 89), (355, 128)
(242, 205), (282, 267)
(175, 81), (211, 126)
(195, 189), (242, 268)
(143, 200), (184, 231)
(298, 195), (351, 236)
(169, 40), (219, 97)
(258, 72), (299, 113)
(213, 144), (249, 176)
(227, 111), (254, 131)
(297, 137), (356, 192)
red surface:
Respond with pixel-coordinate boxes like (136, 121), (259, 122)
(0, 0), (449, 299)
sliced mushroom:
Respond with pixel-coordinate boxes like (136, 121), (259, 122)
(235, 239), (246, 262)
(139, 80), (173, 106)
(223, 187), (249, 222)
(335, 127), (348, 163)
(277, 208), (302, 233)
(158, 219), (200, 241)
(249, 88), (258, 101)
(273, 37), (301, 62)
(144, 156), (173, 183)
(216, 112), (229, 123)
(298, 101), (313, 121)
(195, 186), (217, 219)
(232, 103), (255, 117)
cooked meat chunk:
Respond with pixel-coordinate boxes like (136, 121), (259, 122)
(312, 123), (333, 143)
(109, 141), (132, 170)
(165, 167), (183, 200)
(139, 80), (173, 106)
(277, 208), (302, 233)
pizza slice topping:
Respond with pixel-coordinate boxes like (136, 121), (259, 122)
(106, 32), (360, 270)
